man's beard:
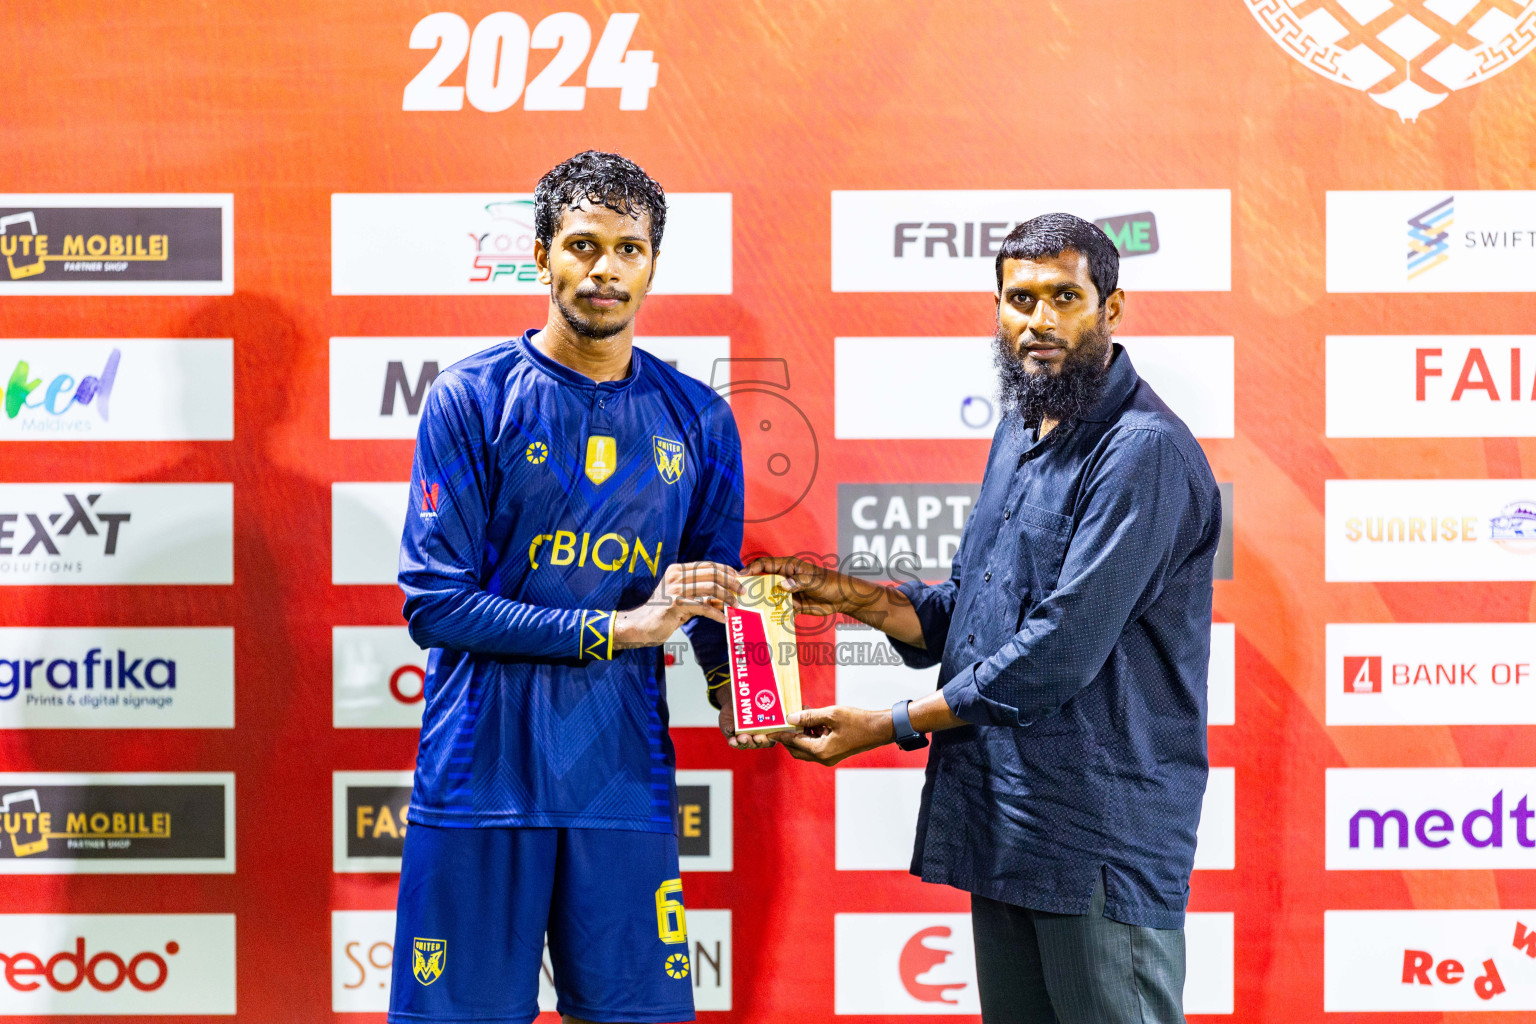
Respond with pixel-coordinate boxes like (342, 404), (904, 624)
(993, 316), (1113, 429)
(554, 285), (633, 340)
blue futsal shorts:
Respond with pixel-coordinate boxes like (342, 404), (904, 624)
(388, 823), (695, 1024)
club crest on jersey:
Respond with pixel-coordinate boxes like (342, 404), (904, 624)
(653, 436), (685, 485)
(412, 938), (446, 985)
(585, 435), (617, 485)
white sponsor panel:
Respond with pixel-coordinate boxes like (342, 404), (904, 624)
(0, 913), (236, 1014)
(1196, 767), (1236, 871)
(1325, 479), (1536, 582)
(1327, 767), (1536, 870)
(332, 908), (732, 1013)
(1327, 191), (1536, 293)
(1325, 909), (1536, 1011)
(0, 627), (233, 729)
(836, 766), (1234, 872)
(834, 336), (1233, 440)
(0, 772), (235, 875)
(332, 193), (731, 295)
(835, 768), (925, 872)
(830, 190), (1230, 293)
(333, 626), (427, 729)
(1327, 622), (1536, 725)
(834, 911), (1234, 1015)
(675, 769), (732, 873)
(1208, 622), (1235, 727)
(0, 339), (232, 441)
(331, 336), (731, 439)
(834, 625), (940, 707)
(1184, 912), (1235, 1015)
(333, 770), (413, 874)
(662, 628), (721, 728)
(332, 483), (408, 585)
(0, 483), (232, 585)
(834, 623), (1234, 724)
(0, 194), (233, 297)
(1327, 336), (1536, 437)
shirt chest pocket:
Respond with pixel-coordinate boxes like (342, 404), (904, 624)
(1003, 499), (1074, 615)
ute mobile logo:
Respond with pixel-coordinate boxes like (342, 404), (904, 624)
(5, 350), (119, 427)
(1408, 196), (1454, 279)
(1246, 1), (1536, 121)
(469, 200), (537, 284)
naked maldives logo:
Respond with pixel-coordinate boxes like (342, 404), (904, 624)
(4, 350), (119, 428)
(1408, 197), (1454, 279)
(1245, 1), (1536, 122)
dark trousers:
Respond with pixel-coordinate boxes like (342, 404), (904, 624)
(971, 877), (1186, 1024)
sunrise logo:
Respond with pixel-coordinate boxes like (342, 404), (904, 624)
(1407, 197), (1454, 280)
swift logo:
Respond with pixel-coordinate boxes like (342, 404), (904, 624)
(1408, 197), (1454, 279)
(899, 927), (968, 1004)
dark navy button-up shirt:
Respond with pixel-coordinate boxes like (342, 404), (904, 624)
(892, 344), (1221, 929)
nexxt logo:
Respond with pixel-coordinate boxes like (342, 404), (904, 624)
(0, 494), (128, 557)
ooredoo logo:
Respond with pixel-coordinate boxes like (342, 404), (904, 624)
(0, 914), (234, 1014)
(898, 927), (967, 1004)
(1, 937), (179, 992)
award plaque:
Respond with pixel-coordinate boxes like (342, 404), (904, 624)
(727, 574), (802, 734)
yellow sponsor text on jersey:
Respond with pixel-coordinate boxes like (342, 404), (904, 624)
(528, 529), (661, 575)
(585, 435), (618, 484)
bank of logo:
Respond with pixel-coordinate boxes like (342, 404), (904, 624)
(417, 480), (439, 521)
(653, 436), (684, 484)
(1407, 196), (1454, 278)
(0, 774), (232, 874)
(1344, 655), (1382, 693)
(469, 200), (537, 285)
(525, 440), (548, 465)
(412, 938), (446, 986)
(664, 952), (690, 979)
(1246, 1), (1536, 122)
(1094, 212), (1159, 256)
(899, 927), (967, 1004)
(1490, 501), (1536, 551)
(585, 435), (617, 485)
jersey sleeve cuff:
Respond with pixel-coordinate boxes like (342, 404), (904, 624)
(579, 610), (614, 661)
(703, 664), (731, 710)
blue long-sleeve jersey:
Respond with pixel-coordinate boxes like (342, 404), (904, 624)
(398, 330), (744, 832)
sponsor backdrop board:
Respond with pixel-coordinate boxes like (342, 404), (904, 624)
(3, 2), (1536, 1021)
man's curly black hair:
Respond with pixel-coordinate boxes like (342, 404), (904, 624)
(534, 150), (667, 258)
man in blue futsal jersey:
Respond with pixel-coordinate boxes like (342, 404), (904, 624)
(390, 151), (763, 1024)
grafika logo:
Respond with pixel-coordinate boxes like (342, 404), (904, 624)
(1408, 197), (1454, 279)
(4, 349), (120, 431)
(469, 200), (537, 284)
(1246, 1), (1536, 121)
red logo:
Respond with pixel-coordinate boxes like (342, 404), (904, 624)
(420, 480), (439, 512)
(1344, 656), (1382, 694)
(0, 937), (178, 992)
(389, 665), (426, 705)
(898, 926), (966, 1004)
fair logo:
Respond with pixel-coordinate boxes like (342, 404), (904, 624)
(1344, 655), (1382, 693)
(1246, 1), (1536, 121)
(1408, 196), (1454, 278)
(898, 927), (968, 1005)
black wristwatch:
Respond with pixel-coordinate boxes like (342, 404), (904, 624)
(890, 699), (929, 751)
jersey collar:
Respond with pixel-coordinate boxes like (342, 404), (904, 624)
(518, 328), (645, 391)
